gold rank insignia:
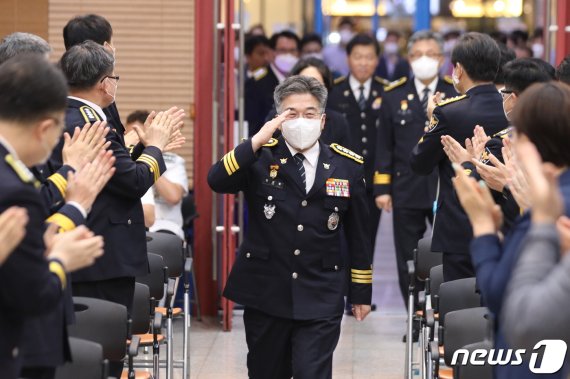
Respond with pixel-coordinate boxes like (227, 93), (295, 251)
(330, 143), (364, 164)
(372, 97), (382, 110)
(400, 100), (408, 111)
(280, 158), (288, 164)
(269, 164), (279, 179)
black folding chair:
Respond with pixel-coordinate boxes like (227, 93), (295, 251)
(55, 337), (108, 379)
(454, 339), (494, 379)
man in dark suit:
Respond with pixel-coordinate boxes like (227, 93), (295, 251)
(374, 30), (457, 307)
(0, 55), (103, 379)
(375, 30), (410, 81)
(328, 33), (389, 257)
(209, 76), (372, 379)
(410, 32), (509, 281)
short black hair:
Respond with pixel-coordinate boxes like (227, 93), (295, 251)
(269, 31), (301, 52)
(0, 55), (67, 124)
(346, 33), (380, 56)
(530, 58), (556, 79)
(490, 31), (508, 45)
(513, 82), (570, 167)
(509, 30), (529, 46)
(60, 40), (114, 90)
(338, 17), (355, 29)
(494, 43), (516, 85)
(556, 54), (570, 84)
(63, 14), (113, 50)
(300, 33), (323, 50)
(245, 35), (270, 56)
(290, 57), (333, 91)
(126, 110), (150, 125)
(451, 32), (500, 82)
(502, 58), (552, 94)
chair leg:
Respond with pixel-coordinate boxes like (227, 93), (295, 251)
(183, 288), (191, 379)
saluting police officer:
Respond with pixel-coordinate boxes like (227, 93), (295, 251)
(373, 30), (457, 309)
(208, 76), (372, 379)
(410, 32), (509, 282)
(328, 33), (389, 256)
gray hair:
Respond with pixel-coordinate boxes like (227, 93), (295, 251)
(0, 32), (51, 65)
(59, 40), (114, 90)
(407, 30), (444, 54)
(274, 75), (328, 113)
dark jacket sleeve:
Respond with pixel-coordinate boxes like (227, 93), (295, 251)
(207, 139), (258, 194)
(410, 107), (447, 175)
(0, 188), (64, 316)
(373, 98), (394, 196)
(344, 164), (373, 305)
(38, 165), (74, 213)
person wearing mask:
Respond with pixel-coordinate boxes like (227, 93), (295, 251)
(322, 17), (356, 77)
(208, 76), (372, 379)
(245, 35), (271, 79)
(300, 33), (323, 60)
(245, 31), (301, 136)
(440, 30), (461, 76)
(328, 34), (388, 262)
(0, 55), (104, 379)
(373, 31), (456, 325)
(410, 32), (509, 282)
(494, 43), (516, 91)
(375, 30), (410, 81)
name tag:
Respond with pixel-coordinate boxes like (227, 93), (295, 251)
(326, 178), (350, 197)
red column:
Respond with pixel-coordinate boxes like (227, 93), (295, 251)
(556, 0), (570, 64)
(193, 0), (218, 316)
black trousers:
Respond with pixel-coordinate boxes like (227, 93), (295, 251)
(20, 366), (55, 379)
(243, 307), (342, 379)
(72, 277), (136, 378)
(392, 207), (433, 307)
(442, 253), (475, 282)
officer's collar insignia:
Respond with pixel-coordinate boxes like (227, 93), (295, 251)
(372, 90), (378, 97)
(384, 76), (407, 92)
(79, 105), (101, 123)
(426, 114), (439, 133)
(5, 154), (39, 187)
(323, 163), (330, 170)
(372, 97), (382, 110)
(269, 164), (279, 179)
(253, 67), (268, 81)
(437, 94), (467, 107)
(343, 90), (350, 97)
(280, 158), (288, 164)
(330, 143), (364, 164)
(407, 93), (414, 101)
(326, 178), (350, 198)
(262, 138), (278, 147)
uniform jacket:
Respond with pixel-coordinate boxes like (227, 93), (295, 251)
(208, 137), (372, 320)
(0, 143), (73, 379)
(48, 98), (166, 281)
(373, 76), (457, 209)
(410, 84), (509, 254)
(328, 75), (387, 190)
(245, 66), (280, 137)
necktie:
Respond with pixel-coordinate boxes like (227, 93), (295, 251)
(358, 85), (366, 111)
(293, 153), (306, 191)
(421, 87), (430, 116)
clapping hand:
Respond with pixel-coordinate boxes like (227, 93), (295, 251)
(62, 121), (111, 170)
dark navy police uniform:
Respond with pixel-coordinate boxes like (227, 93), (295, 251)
(245, 66), (280, 137)
(374, 76), (457, 302)
(410, 84), (509, 281)
(208, 137), (372, 379)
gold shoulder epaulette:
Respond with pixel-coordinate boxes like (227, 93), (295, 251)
(384, 77), (407, 92)
(375, 76), (391, 86)
(262, 138), (278, 147)
(330, 143), (363, 164)
(443, 75), (454, 85)
(437, 94), (467, 107)
(5, 154), (39, 187)
(79, 105), (101, 123)
(253, 67), (268, 81)
(334, 76), (346, 85)
(492, 126), (514, 139)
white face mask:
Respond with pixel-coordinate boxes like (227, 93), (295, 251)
(274, 54), (299, 75)
(302, 52), (324, 61)
(281, 117), (322, 151)
(339, 30), (354, 45)
(104, 79), (118, 103)
(503, 94), (513, 122)
(411, 56), (440, 81)
(532, 43), (544, 58)
(451, 67), (461, 93)
(384, 42), (399, 55)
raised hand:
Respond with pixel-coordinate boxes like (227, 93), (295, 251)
(441, 135), (471, 164)
(62, 121), (111, 170)
(252, 109), (291, 152)
(0, 207), (28, 265)
(46, 225), (104, 272)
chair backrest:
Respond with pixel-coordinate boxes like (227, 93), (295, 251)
(430, 264), (444, 297)
(55, 337), (107, 379)
(136, 253), (166, 301)
(438, 277), (481, 325)
(69, 297), (127, 361)
(454, 339), (494, 379)
(131, 283), (150, 335)
(415, 237), (443, 281)
(444, 307), (490, 366)
(146, 231), (184, 278)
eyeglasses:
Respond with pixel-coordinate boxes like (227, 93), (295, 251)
(500, 89), (514, 99)
(100, 75), (120, 83)
(408, 52), (442, 60)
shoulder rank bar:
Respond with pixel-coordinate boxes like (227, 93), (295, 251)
(384, 76), (407, 92)
(330, 143), (364, 164)
(262, 138), (278, 147)
(437, 94), (467, 107)
(79, 105), (101, 123)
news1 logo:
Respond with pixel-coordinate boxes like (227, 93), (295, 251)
(451, 340), (568, 374)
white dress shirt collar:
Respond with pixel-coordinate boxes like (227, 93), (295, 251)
(284, 139), (321, 193)
(270, 63), (287, 83)
(414, 76), (439, 99)
(67, 96), (107, 121)
(349, 75), (372, 101)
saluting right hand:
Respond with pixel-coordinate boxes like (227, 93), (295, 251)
(251, 109), (291, 152)
(45, 225), (104, 272)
